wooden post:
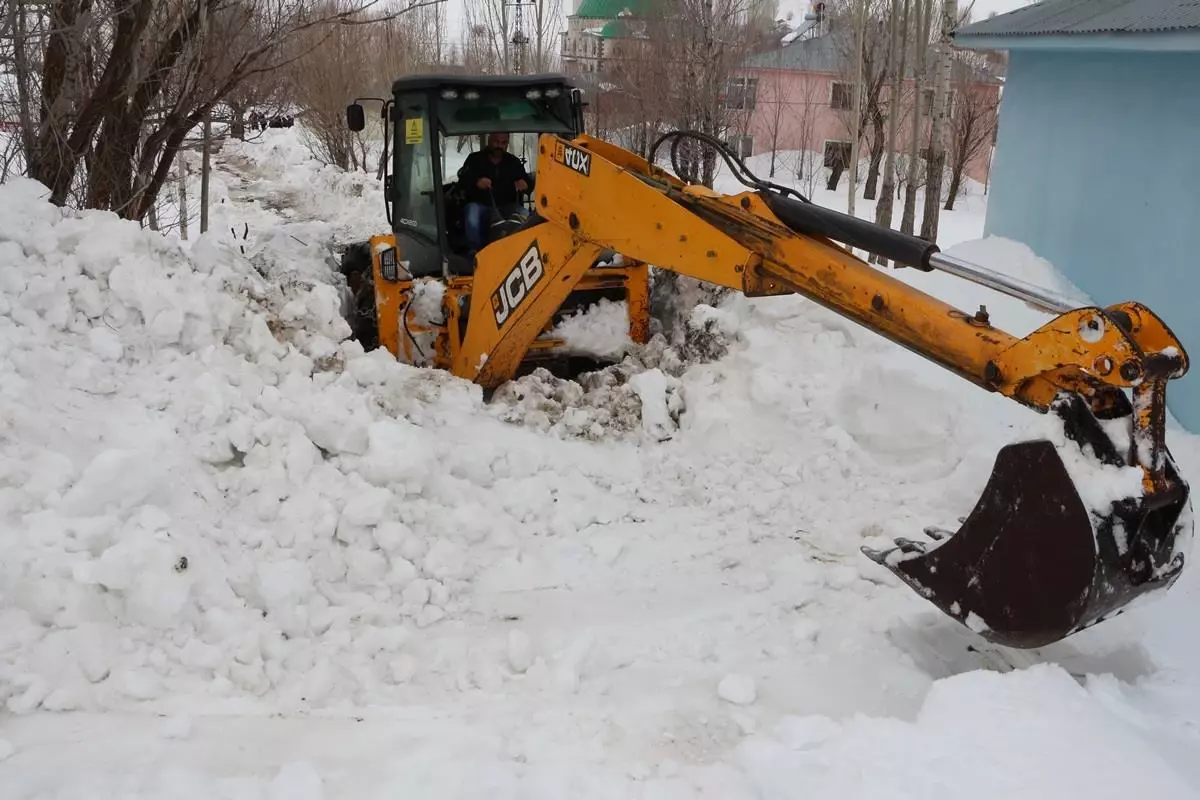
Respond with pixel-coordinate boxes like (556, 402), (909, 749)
(200, 110), (211, 234)
(177, 159), (189, 240)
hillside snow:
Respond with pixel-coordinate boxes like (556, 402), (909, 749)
(1, 130), (1199, 799)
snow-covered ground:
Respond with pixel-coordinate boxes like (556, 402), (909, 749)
(1, 129), (1199, 799)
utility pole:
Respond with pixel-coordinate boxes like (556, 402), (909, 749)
(504, 0), (533, 74)
(199, 0), (211, 234)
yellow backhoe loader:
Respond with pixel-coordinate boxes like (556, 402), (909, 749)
(339, 73), (1191, 650)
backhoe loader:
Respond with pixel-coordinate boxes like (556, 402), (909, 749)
(340, 72), (1192, 650)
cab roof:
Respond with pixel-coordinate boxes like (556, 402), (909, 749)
(391, 72), (576, 95)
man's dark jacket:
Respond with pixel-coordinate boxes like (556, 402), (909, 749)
(457, 149), (532, 207)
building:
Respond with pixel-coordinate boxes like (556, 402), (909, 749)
(560, 0), (654, 77)
(733, 26), (1003, 188)
(955, 0), (1200, 430)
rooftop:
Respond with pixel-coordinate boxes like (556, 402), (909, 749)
(740, 33), (1004, 83)
(573, 0), (654, 20)
(955, 0), (1200, 39)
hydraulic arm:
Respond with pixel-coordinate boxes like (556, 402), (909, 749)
(450, 131), (1191, 649)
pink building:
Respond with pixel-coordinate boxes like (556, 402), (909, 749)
(732, 33), (1003, 190)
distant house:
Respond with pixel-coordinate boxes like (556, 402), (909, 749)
(733, 23), (1003, 188)
(955, 0), (1200, 430)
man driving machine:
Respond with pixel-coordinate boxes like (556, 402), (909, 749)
(457, 133), (534, 253)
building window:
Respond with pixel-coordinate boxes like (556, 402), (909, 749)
(725, 77), (758, 110)
(830, 82), (854, 110)
(824, 140), (852, 168)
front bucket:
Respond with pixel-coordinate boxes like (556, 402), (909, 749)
(864, 437), (1191, 649)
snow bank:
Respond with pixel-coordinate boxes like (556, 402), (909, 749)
(5, 134), (1200, 798)
(0, 177), (647, 713)
(737, 664), (1200, 798)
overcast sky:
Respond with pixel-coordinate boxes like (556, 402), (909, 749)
(967, 0), (1034, 21)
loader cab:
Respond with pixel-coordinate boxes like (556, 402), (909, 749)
(346, 73), (583, 279)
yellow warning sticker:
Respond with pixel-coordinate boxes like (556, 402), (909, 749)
(404, 118), (424, 145)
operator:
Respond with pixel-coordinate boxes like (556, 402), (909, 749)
(457, 133), (533, 252)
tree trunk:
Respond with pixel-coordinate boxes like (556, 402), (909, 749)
(900, 0), (930, 235)
(920, 0), (956, 242)
(847, 0), (865, 216)
(230, 104), (246, 140)
(34, 0), (158, 206)
(863, 107), (885, 200)
(873, 0), (908, 266)
(944, 168), (962, 210)
(827, 160), (844, 191)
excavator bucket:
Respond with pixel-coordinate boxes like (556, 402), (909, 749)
(864, 394), (1191, 649)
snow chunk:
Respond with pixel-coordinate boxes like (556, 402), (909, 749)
(628, 368), (682, 441)
(507, 629), (534, 673)
(552, 298), (633, 359)
(269, 761), (324, 800)
(159, 716), (194, 740)
(87, 327), (124, 360)
(718, 673), (757, 705)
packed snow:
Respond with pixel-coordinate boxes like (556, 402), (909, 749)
(1, 128), (1199, 798)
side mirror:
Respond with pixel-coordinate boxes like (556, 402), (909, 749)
(346, 103), (365, 132)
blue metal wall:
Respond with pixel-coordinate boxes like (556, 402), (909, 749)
(985, 49), (1200, 430)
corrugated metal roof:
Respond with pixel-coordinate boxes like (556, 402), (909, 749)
(742, 34), (841, 71)
(955, 0), (1200, 38)
(574, 0), (652, 20)
(740, 34), (1004, 83)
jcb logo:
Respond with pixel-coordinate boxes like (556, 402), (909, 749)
(491, 242), (545, 327)
(555, 142), (591, 177)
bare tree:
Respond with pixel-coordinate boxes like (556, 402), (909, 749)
(826, 0), (889, 199)
(11, 0), (414, 222)
(633, 0), (767, 186)
(464, 0), (511, 72)
(757, 52), (797, 178)
(943, 61), (998, 210)
(530, 0), (564, 72)
(461, 21), (503, 74)
(598, 23), (677, 158)
(872, 0), (908, 265)
(919, 0), (956, 241)
(900, 0), (933, 234)
(286, 0), (446, 170)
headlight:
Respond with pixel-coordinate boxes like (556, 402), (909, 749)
(525, 88), (543, 99)
(544, 87), (561, 98)
(441, 88), (458, 99)
(464, 90), (480, 100)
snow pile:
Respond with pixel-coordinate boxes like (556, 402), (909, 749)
(491, 337), (685, 441)
(4, 133), (1200, 797)
(551, 297), (634, 359)
(213, 128), (384, 240)
(0, 177), (644, 713)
